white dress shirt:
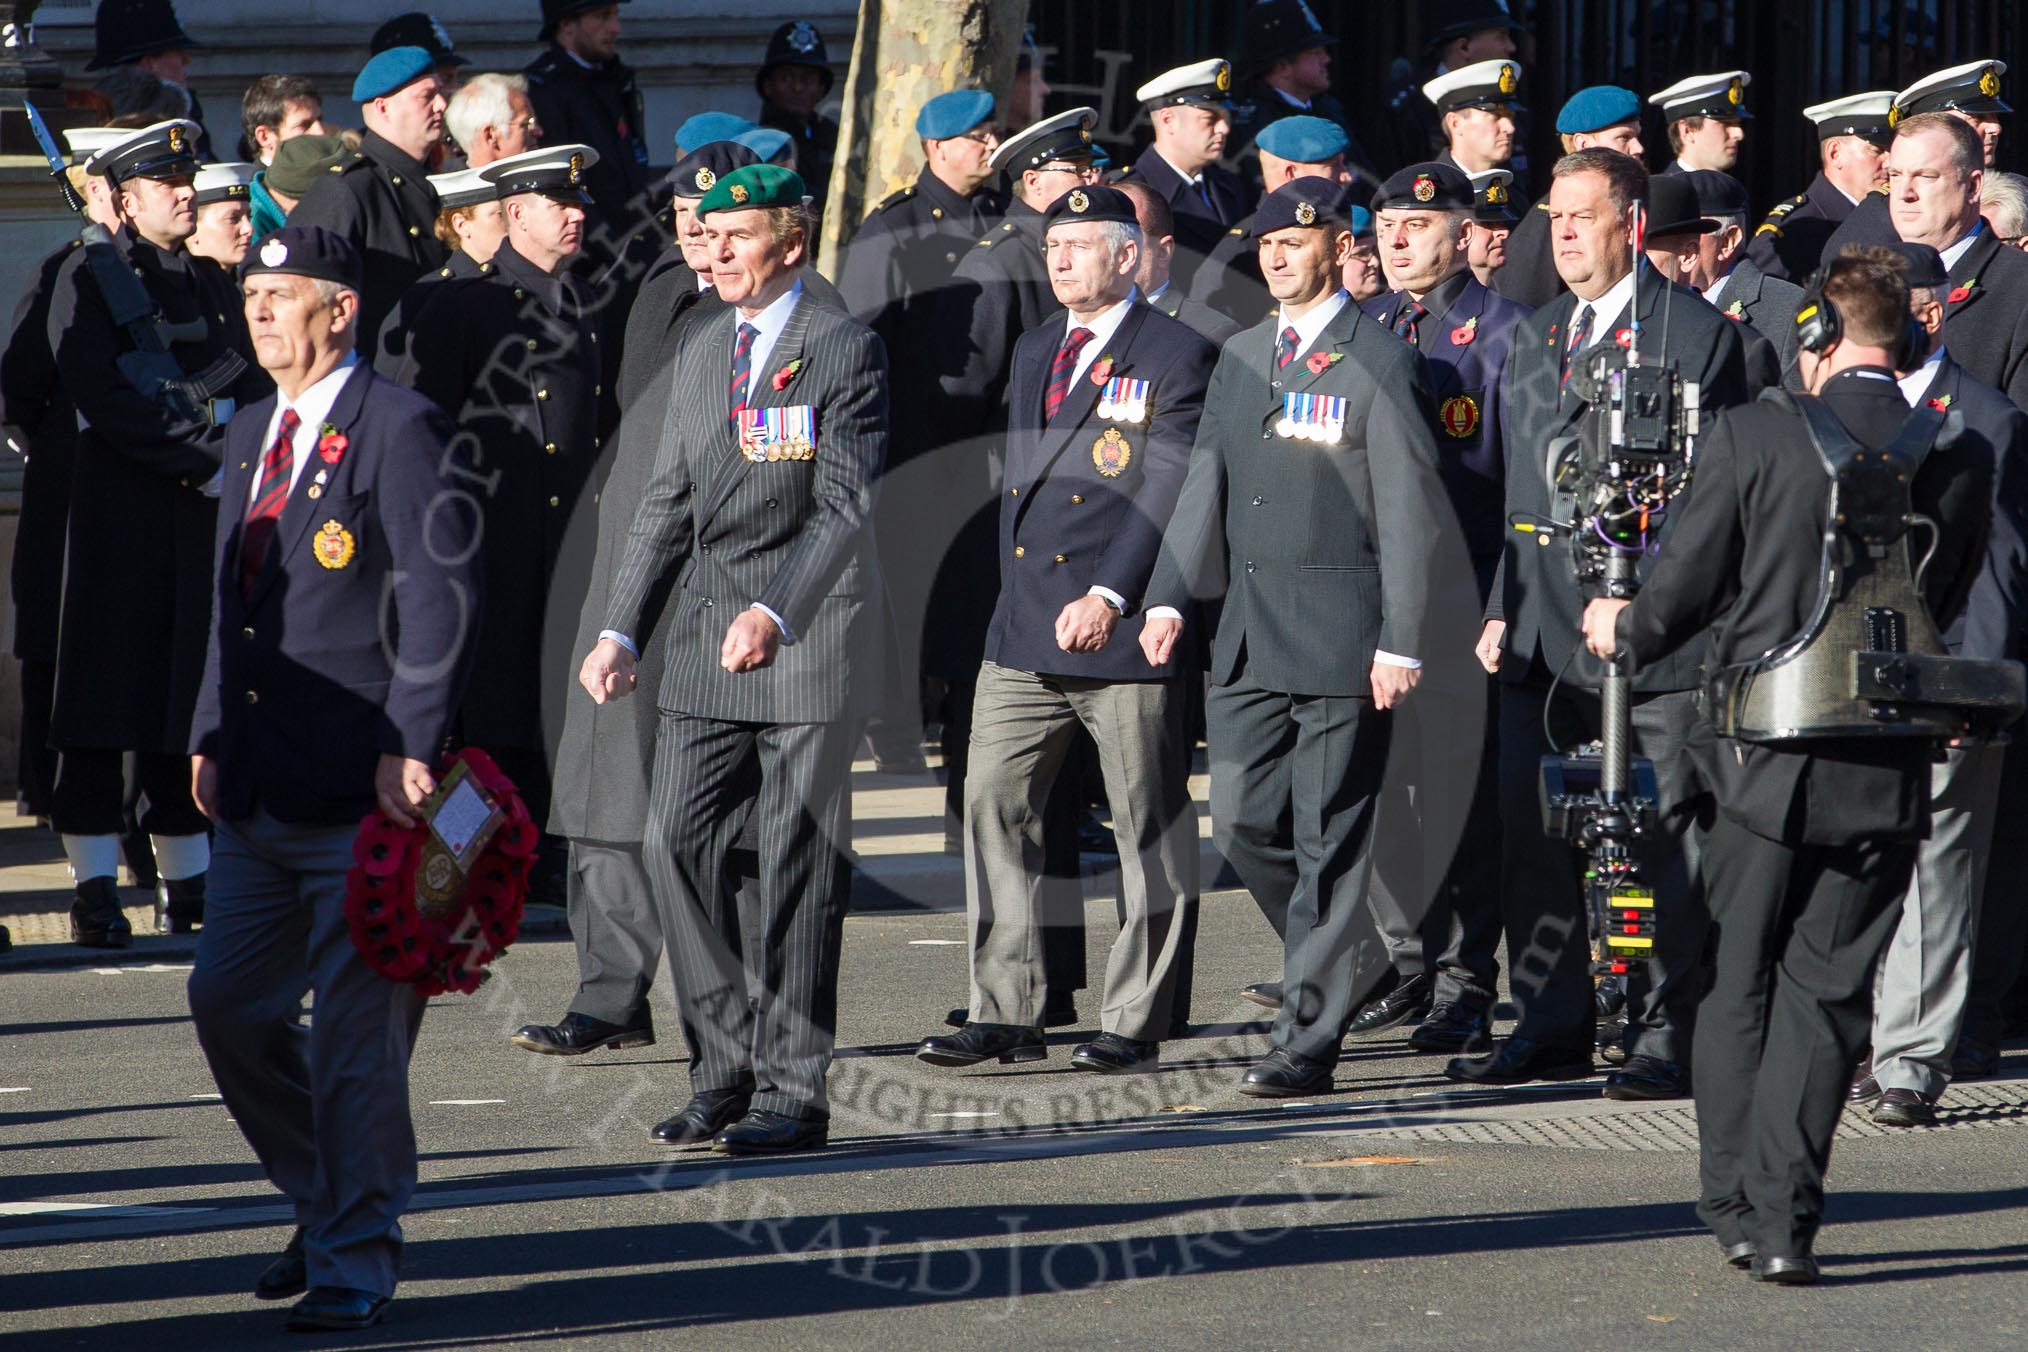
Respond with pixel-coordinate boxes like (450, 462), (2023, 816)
(1154, 148), (1213, 195)
(1897, 344), (1947, 406)
(1941, 220), (1984, 273)
(1057, 292), (1141, 612)
(1568, 266), (1640, 351)
(248, 352), (359, 508)
(1703, 267), (1734, 308)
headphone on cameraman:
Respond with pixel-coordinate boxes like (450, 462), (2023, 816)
(1793, 263), (1928, 372)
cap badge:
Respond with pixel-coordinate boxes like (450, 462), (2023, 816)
(1888, 102), (1903, 128)
(1981, 66), (2002, 98)
(568, 152), (583, 184)
(167, 125), (184, 154)
(259, 238), (288, 268)
(1068, 188), (1089, 213)
(1497, 64), (1517, 95)
(789, 22), (820, 54)
(729, 182), (750, 204)
(1294, 200), (1317, 225)
(1487, 182), (1508, 204)
(1079, 127), (1091, 142)
(1727, 77), (1743, 106)
(1412, 174), (1436, 203)
(695, 165), (715, 192)
(1215, 62), (1232, 93)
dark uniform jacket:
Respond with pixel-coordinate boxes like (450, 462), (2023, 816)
(759, 102), (840, 218)
(987, 302), (1216, 681)
(374, 248), (491, 369)
(286, 130), (450, 344)
(1746, 172), (1863, 282)
(382, 240), (611, 751)
(524, 44), (653, 237)
(1488, 197), (1563, 309)
(1114, 146), (1245, 291)
(1147, 296), (1450, 697)
(1362, 269), (1533, 591)
(1148, 280), (1241, 347)
(1188, 211), (1273, 328)
(1233, 78), (1377, 187)
(46, 228), (267, 754)
(605, 290), (889, 725)
(839, 167), (1006, 351)
(1815, 184), (1897, 262)
(1713, 256), (1805, 389)
(1617, 372), (1992, 845)
(2, 238), (81, 664)
(1487, 271), (1753, 695)
(1918, 352), (2028, 662)
(1935, 226), (2028, 409)
(191, 361), (480, 825)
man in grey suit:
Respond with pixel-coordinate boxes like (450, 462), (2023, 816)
(579, 164), (888, 1157)
(914, 186), (1215, 1076)
(1141, 177), (1451, 1097)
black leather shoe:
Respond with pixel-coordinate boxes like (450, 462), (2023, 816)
(1408, 1002), (1491, 1055)
(1872, 1087), (1938, 1127)
(650, 1089), (753, 1146)
(1237, 1046), (1335, 1097)
(1070, 1032), (1159, 1074)
(285, 1286), (389, 1330)
(918, 1022), (1046, 1067)
(154, 875), (204, 934)
(714, 1109), (827, 1155)
(1721, 1240), (1756, 1269)
(510, 1011), (655, 1056)
(255, 1228), (307, 1300)
(944, 989), (1079, 1030)
(1951, 1042), (2000, 1080)
(69, 878), (131, 949)
(1346, 972), (1433, 1037)
(1594, 974), (1626, 1018)
(1445, 1036), (1594, 1085)
(0, 924), (11, 956)
(1240, 981), (1283, 1010)
(1602, 1054), (1689, 1101)
(1749, 1254), (1819, 1285)
(1595, 1012), (1630, 1066)
(1849, 1065), (1881, 1104)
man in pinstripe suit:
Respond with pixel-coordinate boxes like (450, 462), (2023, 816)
(579, 165), (888, 1157)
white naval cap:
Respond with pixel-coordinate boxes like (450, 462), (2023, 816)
(1893, 59), (2009, 123)
(478, 143), (601, 203)
(192, 161), (258, 206)
(1803, 92), (1895, 143)
(60, 126), (126, 166)
(1135, 57), (1235, 111)
(988, 106), (1099, 174)
(1648, 70), (1751, 120)
(1422, 58), (1525, 113)
(428, 166), (499, 211)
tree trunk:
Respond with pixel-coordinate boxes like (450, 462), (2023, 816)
(816, 0), (1030, 278)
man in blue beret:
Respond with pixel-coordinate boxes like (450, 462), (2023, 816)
(286, 45), (449, 342)
(1189, 113), (1350, 327)
(676, 111), (756, 156)
(187, 223), (481, 1330)
(524, 2), (652, 241)
(1491, 85), (1645, 308)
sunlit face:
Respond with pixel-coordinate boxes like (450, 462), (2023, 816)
(375, 75), (448, 154)
(1468, 221), (1510, 274)
(244, 273), (355, 376)
(706, 207), (804, 305)
(451, 200), (507, 262)
(1044, 219), (1136, 311)
(673, 195), (712, 275)
(1023, 159), (1102, 207)
(1676, 115), (1744, 170)
(1377, 208), (1470, 295)
(1259, 223), (1347, 307)
(495, 89), (542, 159)
(117, 173), (197, 247)
(1886, 127), (1981, 250)
(1547, 170), (1634, 298)
(928, 125), (998, 194)
(189, 198), (253, 266)
(1952, 110), (2004, 167)
(1576, 121), (1644, 158)
(506, 191), (585, 267)
(1445, 106), (1516, 170)
(1154, 105), (1229, 171)
(1342, 235), (1383, 300)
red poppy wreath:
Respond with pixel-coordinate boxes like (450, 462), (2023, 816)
(343, 747), (538, 995)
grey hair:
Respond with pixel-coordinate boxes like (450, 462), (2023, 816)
(1096, 219), (1143, 261)
(446, 73), (528, 156)
(310, 277), (358, 313)
(1982, 170), (2028, 239)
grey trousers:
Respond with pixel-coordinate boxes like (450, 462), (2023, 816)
(1871, 742), (2003, 1097)
(965, 661), (1198, 1040)
(565, 840), (663, 1028)
(188, 811), (425, 1298)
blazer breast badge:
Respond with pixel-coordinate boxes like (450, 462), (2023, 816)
(313, 519), (356, 570)
(1092, 427), (1132, 477)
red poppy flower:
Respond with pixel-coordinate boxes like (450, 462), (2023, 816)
(770, 358), (802, 392)
(1614, 328), (1634, 347)
(316, 424), (348, 465)
(1928, 396), (1953, 412)
(1088, 355), (1116, 386)
(1450, 324), (1476, 345)
(1305, 350), (1342, 374)
(1948, 284), (1973, 304)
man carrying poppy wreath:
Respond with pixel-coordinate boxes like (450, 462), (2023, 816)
(185, 225), (482, 1332)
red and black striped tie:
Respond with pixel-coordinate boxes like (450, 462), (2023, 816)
(240, 407), (299, 600)
(1274, 325), (1299, 369)
(1044, 326), (1094, 420)
(728, 322), (758, 422)
(1393, 301), (1427, 348)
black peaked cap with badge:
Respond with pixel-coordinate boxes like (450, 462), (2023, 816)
(479, 143), (601, 205)
(1042, 184), (1137, 230)
(1373, 162), (1475, 212)
(1137, 58), (1236, 113)
(1650, 70), (1753, 121)
(86, 118), (201, 184)
(1423, 59), (1526, 115)
(990, 107), (1099, 175)
(1892, 59), (2010, 123)
(241, 224), (364, 291)
(427, 166), (498, 212)
(1256, 176), (1353, 234)
(668, 141), (761, 200)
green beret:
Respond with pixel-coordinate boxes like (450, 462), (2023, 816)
(266, 134), (350, 198)
(697, 163), (808, 217)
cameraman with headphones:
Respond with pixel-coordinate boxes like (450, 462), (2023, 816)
(1580, 247), (1995, 1283)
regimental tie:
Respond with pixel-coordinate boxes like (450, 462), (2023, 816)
(1560, 303), (1594, 401)
(1045, 326), (1093, 420)
(729, 321), (758, 422)
(1274, 325), (1299, 370)
(1393, 300), (1427, 349)
(241, 407), (299, 599)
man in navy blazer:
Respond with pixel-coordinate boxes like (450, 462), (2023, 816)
(916, 185), (1216, 1076)
(186, 226), (481, 1332)
(1360, 162), (1534, 1056)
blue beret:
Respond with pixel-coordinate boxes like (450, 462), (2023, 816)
(351, 45), (435, 103)
(676, 111), (757, 152)
(735, 127), (793, 164)
(1255, 114), (1349, 164)
(916, 89), (995, 140)
(1556, 85), (1642, 135)
(1350, 205), (1372, 237)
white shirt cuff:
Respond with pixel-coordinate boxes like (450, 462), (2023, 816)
(1373, 649), (1421, 669)
(598, 629), (638, 657)
(751, 602), (795, 645)
(1144, 605), (1184, 622)
(1087, 585), (1126, 612)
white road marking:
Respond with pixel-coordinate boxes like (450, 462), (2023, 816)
(926, 1111), (1000, 1119)
(0, 1202), (214, 1218)
(88, 964), (193, 974)
(906, 939), (965, 946)
(0, 1088), (30, 1095)
(187, 1093), (223, 1101)
(428, 1099), (506, 1106)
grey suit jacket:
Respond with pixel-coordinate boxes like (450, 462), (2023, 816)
(606, 289), (889, 725)
(1717, 256), (1804, 390)
(1147, 297), (1450, 698)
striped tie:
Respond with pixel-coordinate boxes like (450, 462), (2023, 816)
(1045, 326), (1093, 420)
(1561, 303), (1594, 401)
(1393, 300), (1427, 348)
(1274, 325), (1299, 369)
(241, 407), (299, 600)
(728, 322), (758, 422)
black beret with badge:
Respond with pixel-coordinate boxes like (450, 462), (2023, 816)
(668, 141), (762, 199)
(242, 224), (365, 291)
(479, 143), (601, 205)
(1255, 176), (1352, 234)
(1042, 183), (1138, 230)
(1372, 161), (1475, 212)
